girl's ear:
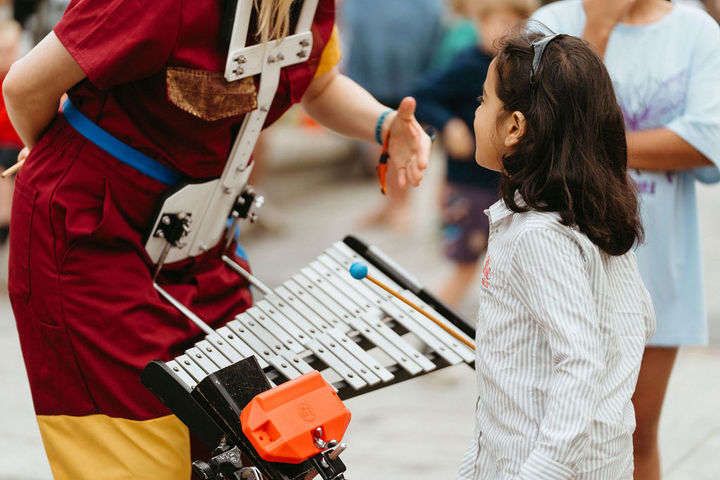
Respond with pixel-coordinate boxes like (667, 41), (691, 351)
(504, 111), (526, 148)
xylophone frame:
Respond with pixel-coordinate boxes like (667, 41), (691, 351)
(141, 235), (476, 480)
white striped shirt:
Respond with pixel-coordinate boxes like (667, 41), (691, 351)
(458, 196), (655, 480)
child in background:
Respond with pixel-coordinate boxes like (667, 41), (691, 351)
(0, 20), (23, 246)
(457, 32), (655, 479)
(432, 0), (479, 71)
(412, 0), (539, 307)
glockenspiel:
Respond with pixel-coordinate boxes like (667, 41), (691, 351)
(141, 235), (476, 479)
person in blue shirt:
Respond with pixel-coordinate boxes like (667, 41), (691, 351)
(341, 0), (443, 230)
(534, 1), (720, 478)
(412, 0), (540, 307)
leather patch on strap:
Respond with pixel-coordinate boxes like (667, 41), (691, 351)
(166, 66), (258, 121)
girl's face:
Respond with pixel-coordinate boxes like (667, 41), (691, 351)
(473, 59), (505, 172)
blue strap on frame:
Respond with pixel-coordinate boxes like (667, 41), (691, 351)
(62, 99), (182, 186)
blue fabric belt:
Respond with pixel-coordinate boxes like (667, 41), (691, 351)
(62, 99), (182, 186)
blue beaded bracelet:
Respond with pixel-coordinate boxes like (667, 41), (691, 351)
(375, 108), (394, 145)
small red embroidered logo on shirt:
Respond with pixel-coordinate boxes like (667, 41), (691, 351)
(482, 255), (491, 288)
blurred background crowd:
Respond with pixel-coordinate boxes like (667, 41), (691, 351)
(1, 0), (719, 314)
(1, 0), (719, 479)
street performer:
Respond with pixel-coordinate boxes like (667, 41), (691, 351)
(2, 0), (432, 478)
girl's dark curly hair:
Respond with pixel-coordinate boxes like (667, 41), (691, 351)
(493, 29), (643, 255)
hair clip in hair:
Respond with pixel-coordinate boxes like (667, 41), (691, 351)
(530, 34), (562, 84)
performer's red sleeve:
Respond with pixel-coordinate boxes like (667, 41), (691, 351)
(54, 0), (181, 90)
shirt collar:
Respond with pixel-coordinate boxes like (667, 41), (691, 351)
(486, 191), (527, 225)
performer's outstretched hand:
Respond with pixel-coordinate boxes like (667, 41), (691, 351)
(386, 97), (431, 188)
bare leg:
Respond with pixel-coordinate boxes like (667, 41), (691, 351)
(632, 346), (679, 480)
(437, 260), (479, 308)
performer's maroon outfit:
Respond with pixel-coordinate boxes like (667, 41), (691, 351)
(8, 0), (337, 477)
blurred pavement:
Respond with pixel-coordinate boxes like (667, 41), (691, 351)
(1, 127), (719, 479)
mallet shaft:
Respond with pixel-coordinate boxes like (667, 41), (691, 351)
(364, 274), (475, 350)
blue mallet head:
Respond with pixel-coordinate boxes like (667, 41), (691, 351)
(349, 262), (368, 280)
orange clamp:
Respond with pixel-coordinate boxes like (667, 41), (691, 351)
(240, 371), (351, 464)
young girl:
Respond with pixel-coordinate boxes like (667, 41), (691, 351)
(533, 2), (720, 478)
(457, 32), (655, 479)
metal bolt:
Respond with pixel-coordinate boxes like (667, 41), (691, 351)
(154, 230), (165, 238)
(260, 105), (269, 112)
(347, 373), (354, 378)
(161, 216), (171, 225)
(237, 55), (247, 64)
(235, 67), (245, 75)
(300, 39), (310, 47)
(267, 55), (275, 63)
(297, 50), (307, 58)
(281, 363), (287, 368)
(199, 244), (209, 253)
(224, 187), (233, 194)
(276, 53), (285, 60)
(294, 358), (300, 363)
(228, 334), (234, 339)
(318, 348), (325, 353)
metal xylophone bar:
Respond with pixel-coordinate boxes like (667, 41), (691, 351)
(141, 237), (476, 456)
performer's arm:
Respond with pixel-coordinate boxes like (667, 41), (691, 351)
(3, 32), (86, 149)
(301, 66), (431, 187)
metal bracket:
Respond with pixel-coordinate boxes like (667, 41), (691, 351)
(192, 443), (265, 480)
(308, 445), (347, 480)
(234, 185), (264, 223)
(224, 185), (264, 250)
(153, 211), (192, 248)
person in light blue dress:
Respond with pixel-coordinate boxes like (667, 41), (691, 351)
(533, 1), (720, 478)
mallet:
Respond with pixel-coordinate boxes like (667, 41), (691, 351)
(349, 262), (474, 350)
